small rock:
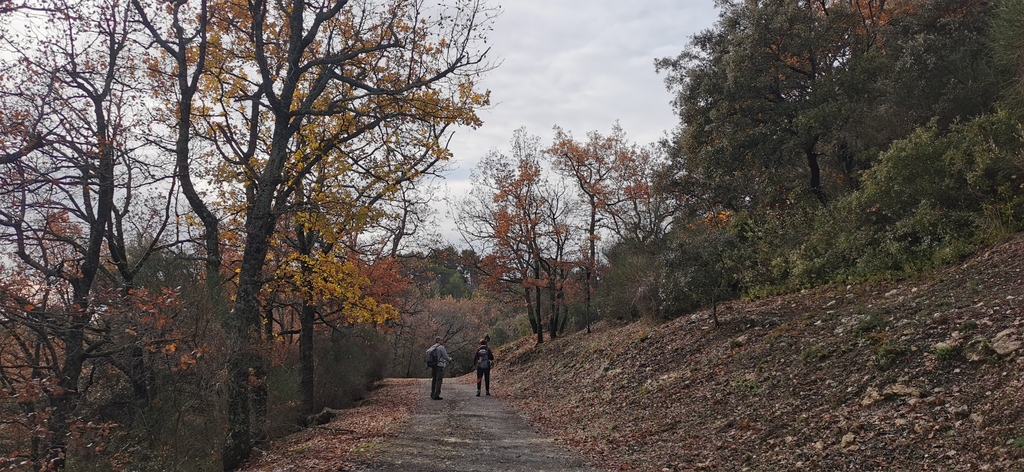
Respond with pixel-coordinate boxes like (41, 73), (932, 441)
(992, 329), (1022, 356)
(884, 383), (923, 398)
(841, 432), (856, 448)
(947, 405), (970, 420)
(862, 387), (882, 406)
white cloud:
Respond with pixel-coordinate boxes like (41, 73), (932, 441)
(435, 0), (720, 243)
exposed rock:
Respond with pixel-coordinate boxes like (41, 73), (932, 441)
(730, 335), (749, 348)
(862, 386), (883, 406)
(991, 329), (1022, 356)
(948, 405), (971, 420)
(965, 338), (996, 362)
(884, 383), (923, 398)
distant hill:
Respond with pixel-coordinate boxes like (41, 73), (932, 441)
(497, 236), (1024, 470)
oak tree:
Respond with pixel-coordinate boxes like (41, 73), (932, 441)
(196, 0), (492, 466)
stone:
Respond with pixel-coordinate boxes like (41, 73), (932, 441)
(884, 383), (923, 398)
(861, 386), (882, 406)
(991, 329), (1022, 356)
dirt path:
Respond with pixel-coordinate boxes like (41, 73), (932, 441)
(356, 378), (599, 472)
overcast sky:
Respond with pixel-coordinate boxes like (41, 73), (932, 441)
(444, 0), (720, 177)
(433, 0), (720, 240)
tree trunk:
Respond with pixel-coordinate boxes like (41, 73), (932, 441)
(222, 357), (253, 471)
(252, 365), (268, 443)
(586, 196), (598, 334)
(221, 110), (291, 466)
(222, 177), (279, 470)
(534, 290), (544, 345)
(43, 104), (115, 467)
(299, 302), (316, 420)
(533, 262), (544, 344)
(524, 290), (537, 335)
(806, 141), (826, 204)
(45, 306), (87, 469)
(547, 281), (558, 340)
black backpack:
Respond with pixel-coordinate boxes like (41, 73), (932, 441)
(425, 345), (439, 368)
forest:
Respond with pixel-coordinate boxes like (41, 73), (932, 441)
(0, 0), (1023, 470)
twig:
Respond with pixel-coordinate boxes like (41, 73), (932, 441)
(313, 425), (360, 435)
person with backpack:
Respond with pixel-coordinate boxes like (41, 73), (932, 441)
(473, 338), (495, 397)
(426, 336), (450, 400)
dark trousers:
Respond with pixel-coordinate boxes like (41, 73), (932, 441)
(431, 366), (444, 399)
(476, 367), (490, 392)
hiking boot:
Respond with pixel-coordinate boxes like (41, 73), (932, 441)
(476, 391), (480, 396)
(486, 391), (490, 395)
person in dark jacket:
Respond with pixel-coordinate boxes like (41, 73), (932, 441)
(473, 338), (495, 396)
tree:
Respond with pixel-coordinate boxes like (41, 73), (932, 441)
(660, 0), (859, 207)
(990, 0), (1024, 104)
(455, 129), (552, 343)
(131, 0), (222, 290)
(265, 124), (430, 420)
(0, 0), (493, 468)
(547, 127), (614, 334)
(659, 0), (1002, 213)
(195, 0), (493, 467)
(548, 124), (677, 331)
(536, 175), (581, 338)
(0, 1), (184, 466)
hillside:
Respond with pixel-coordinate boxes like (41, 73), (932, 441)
(496, 236), (1024, 470)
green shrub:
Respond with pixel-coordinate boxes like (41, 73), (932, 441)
(597, 238), (667, 320)
(872, 338), (905, 369)
(854, 309), (886, 335)
(792, 109), (1024, 286)
(659, 219), (743, 319)
(934, 344), (958, 362)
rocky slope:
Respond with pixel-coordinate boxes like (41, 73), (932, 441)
(496, 236), (1024, 470)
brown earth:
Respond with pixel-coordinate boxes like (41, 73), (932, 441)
(242, 235), (1024, 471)
(499, 236), (1024, 470)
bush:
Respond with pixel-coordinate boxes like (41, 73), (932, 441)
(596, 238), (667, 320)
(792, 109), (1024, 285)
(660, 217), (743, 318)
(315, 326), (389, 410)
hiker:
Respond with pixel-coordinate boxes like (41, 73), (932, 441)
(473, 338), (495, 396)
(426, 336), (450, 400)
